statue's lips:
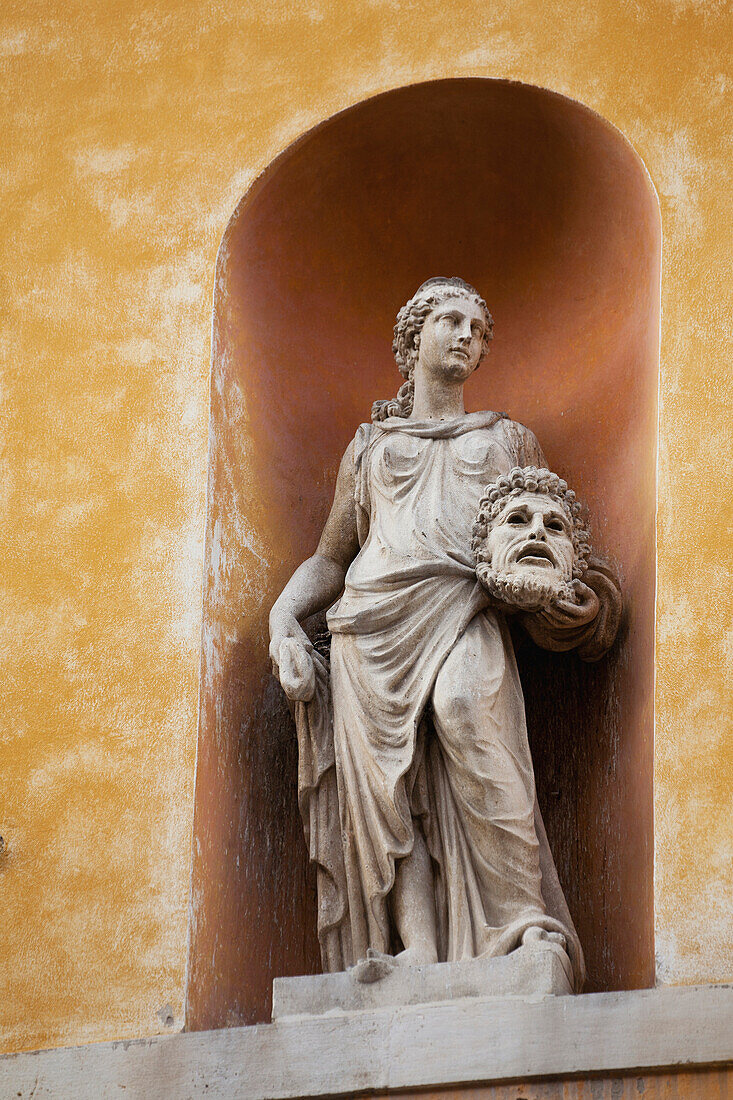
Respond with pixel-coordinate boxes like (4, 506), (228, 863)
(515, 544), (556, 567)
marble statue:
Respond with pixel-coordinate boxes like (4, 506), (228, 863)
(269, 277), (621, 993)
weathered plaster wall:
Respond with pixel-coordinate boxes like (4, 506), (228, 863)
(1, 0), (730, 1055)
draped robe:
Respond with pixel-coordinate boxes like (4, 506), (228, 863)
(292, 411), (620, 992)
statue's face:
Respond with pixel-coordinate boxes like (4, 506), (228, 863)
(417, 294), (486, 381)
(485, 491), (576, 586)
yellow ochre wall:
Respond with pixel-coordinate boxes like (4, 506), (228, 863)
(0, 0), (730, 1056)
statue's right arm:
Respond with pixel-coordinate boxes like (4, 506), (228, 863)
(269, 439), (360, 670)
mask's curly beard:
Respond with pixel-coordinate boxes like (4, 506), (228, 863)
(476, 562), (575, 611)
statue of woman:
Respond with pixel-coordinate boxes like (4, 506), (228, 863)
(269, 277), (620, 992)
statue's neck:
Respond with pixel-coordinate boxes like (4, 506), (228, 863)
(410, 375), (466, 420)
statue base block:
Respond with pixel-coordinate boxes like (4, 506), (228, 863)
(272, 940), (573, 1020)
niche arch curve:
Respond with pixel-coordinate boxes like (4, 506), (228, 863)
(187, 77), (661, 1030)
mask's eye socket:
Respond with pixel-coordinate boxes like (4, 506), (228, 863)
(505, 510), (527, 525)
(546, 519), (565, 533)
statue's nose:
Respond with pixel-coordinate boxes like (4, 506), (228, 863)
(528, 516), (547, 540)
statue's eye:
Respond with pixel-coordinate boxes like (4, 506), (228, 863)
(506, 512), (526, 525)
(547, 520), (565, 532)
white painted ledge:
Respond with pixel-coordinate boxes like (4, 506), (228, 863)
(2, 984), (731, 1099)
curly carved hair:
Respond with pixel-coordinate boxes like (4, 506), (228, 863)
(471, 466), (592, 579)
(372, 277), (494, 422)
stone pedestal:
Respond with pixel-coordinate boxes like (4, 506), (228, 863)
(272, 940), (573, 1020)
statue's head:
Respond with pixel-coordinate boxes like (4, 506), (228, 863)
(373, 277), (493, 422)
(393, 277), (494, 379)
(472, 467), (591, 611)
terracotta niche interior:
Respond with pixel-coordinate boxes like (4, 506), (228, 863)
(186, 78), (660, 1030)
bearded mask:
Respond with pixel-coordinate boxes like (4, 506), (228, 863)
(472, 467), (591, 612)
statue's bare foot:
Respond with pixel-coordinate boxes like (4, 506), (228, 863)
(352, 948), (396, 984)
(393, 945), (438, 967)
(522, 926), (567, 949)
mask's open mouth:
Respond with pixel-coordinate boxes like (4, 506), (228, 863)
(516, 544), (556, 567)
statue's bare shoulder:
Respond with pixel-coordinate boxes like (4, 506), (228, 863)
(495, 414), (547, 468)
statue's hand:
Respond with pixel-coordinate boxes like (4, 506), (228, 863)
(520, 565), (621, 660)
(269, 614), (317, 702)
(269, 613), (309, 666)
(277, 638), (317, 702)
(545, 579), (600, 625)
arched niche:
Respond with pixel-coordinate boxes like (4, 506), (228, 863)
(186, 78), (660, 1030)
